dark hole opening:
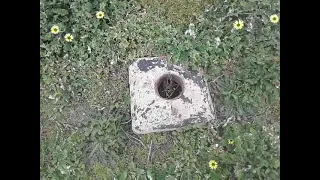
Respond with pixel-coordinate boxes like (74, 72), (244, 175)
(156, 74), (184, 99)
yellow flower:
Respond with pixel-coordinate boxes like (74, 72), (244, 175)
(270, 14), (279, 24)
(228, 139), (234, 145)
(64, 33), (73, 42)
(96, 11), (104, 19)
(233, 20), (244, 30)
(51, 25), (60, 34)
(209, 160), (218, 170)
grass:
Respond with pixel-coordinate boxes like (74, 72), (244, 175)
(40, 0), (280, 179)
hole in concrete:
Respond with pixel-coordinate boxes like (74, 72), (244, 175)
(155, 73), (184, 100)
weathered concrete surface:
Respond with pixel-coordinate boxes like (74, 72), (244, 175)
(129, 57), (215, 134)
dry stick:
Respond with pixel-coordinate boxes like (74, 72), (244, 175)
(165, 88), (174, 98)
(165, 90), (170, 98)
(121, 119), (132, 124)
(210, 74), (225, 83)
(165, 74), (174, 98)
(168, 84), (179, 98)
(147, 140), (152, 165)
(194, 166), (202, 174)
(164, 81), (178, 98)
(120, 126), (146, 149)
(89, 143), (99, 159)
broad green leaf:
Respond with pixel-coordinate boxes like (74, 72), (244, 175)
(147, 170), (153, 180)
(53, 9), (69, 16)
(119, 171), (128, 180)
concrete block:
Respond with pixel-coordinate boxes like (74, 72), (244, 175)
(129, 57), (215, 134)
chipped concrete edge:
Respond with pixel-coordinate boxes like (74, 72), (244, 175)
(203, 75), (216, 121)
(133, 127), (177, 134)
(135, 127), (179, 134)
(133, 122), (210, 134)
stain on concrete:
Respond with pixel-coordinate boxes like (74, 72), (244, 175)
(148, 100), (155, 106)
(167, 66), (181, 72)
(155, 123), (177, 130)
(201, 107), (207, 112)
(203, 97), (207, 103)
(180, 94), (192, 104)
(141, 108), (151, 119)
(186, 116), (206, 122)
(188, 111), (206, 121)
(155, 118), (195, 130)
(137, 59), (165, 72)
(145, 108), (151, 113)
(168, 65), (205, 88)
(131, 113), (136, 119)
(177, 70), (204, 88)
(153, 111), (209, 131)
(172, 108), (178, 116)
(135, 126), (141, 131)
(181, 118), (198, 126)
(141, 113), (147, 119)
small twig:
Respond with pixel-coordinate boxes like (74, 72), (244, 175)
(120, 126), (146, 149)
(194, 166), (202, 174)
(222, 116), (234, 128)
(121, 119), (132, 124)
(147, 140), (152, 164)
(165, 90), (170, 98)
(89, 143), (99, 159)
(210, 74), (224, 83)
(168, 85), (179, 98)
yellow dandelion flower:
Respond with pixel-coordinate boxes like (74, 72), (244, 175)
(233, 20), (244, 30)
(64, 33), (73, 42)
(209, 160), (218, 170)
(51, 25), (60, 34)
(228, 139), (234, 145)
(270, 14), (279, 24)
(96, 11), (104, 19)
